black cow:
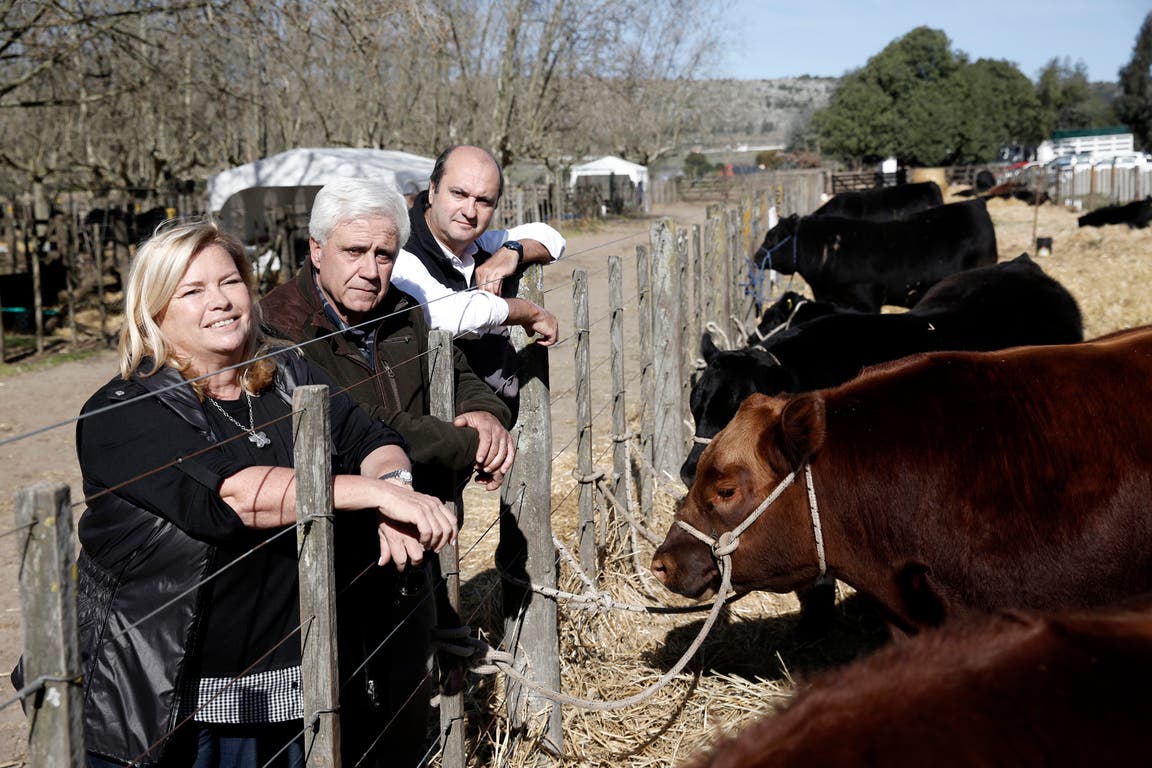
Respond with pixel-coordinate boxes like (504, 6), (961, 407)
(682, 254), (1082, 485)
(1077, 196), (1152, 229)
(812, 181), (943, 219)
(753, 291), (860, 342)
(754, 198), (998, 312)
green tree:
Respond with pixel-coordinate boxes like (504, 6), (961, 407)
(1116, 12), (1152, 152)
(755, 150), (781, 169)
(953, 59), (1045, 163)
(812, 27), (1052, 166)
(683, 152), (714, 178)
(1035, 58), (1114, 132)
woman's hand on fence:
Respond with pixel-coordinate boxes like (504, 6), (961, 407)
(372, 482), (457, 566)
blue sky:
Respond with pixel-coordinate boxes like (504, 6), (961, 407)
(717, 1), (1149, 82)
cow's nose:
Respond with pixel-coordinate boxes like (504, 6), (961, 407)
(650, 555), (670, 585)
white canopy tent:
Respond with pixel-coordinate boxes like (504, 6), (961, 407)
(567, 155), (649, 190)
(206, 147), (436, 213)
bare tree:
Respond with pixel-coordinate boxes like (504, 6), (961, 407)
(0, 0), (731, 199)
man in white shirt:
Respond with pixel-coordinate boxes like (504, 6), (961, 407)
(392, 145), (565, 401)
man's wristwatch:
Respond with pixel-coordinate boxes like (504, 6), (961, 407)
(501, 240), (524, 266)
(378, 468), (413, 486)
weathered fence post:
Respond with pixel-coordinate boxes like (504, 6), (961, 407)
(573, 269), (597, 579)
(31, 241), (44, 355)
(427, 330), (464, 768)
(17, 482), (84, 768)
(292, 385), (341, 768)
(677, 229), (692, 453)
(635, 244), (654, 522)
(499, 265), (562, 757)
(691, 224), (703, 351)
(650, 218), (683, 484)
(91, 222), (108, 343)
(608, 255), (631, 549)
(707, 206), (730, 347)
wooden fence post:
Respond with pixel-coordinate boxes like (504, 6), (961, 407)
(608, 255), (631, 549)
(649, 218), (682, 484)
(499, 264), (562, 757)
(708, 207), (730, 347)
(676, 229), (692, 454)
(427, 330), (464, 768)
(16, 482), (84, 768)
(292, 385), (341, 768)
(691, 224), (703, 351)
(573, 270), (597, 579)
(31, 241), (43, 354)
(635, 244), (654, 522)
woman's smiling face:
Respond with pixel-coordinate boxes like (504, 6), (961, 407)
(157, 244), (252, 373)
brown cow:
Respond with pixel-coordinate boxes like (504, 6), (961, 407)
(652, 326), (1152, 633)
(686, 602), (1152, 767)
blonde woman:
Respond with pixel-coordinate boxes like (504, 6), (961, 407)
(75, 221), (455, 768)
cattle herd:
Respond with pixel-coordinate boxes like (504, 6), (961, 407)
(655, 183), (1152, 765)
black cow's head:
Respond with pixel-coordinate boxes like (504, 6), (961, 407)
(754, 215), (800, 274)
(654, 392), (828, 598)
(682, 334), (798, 486)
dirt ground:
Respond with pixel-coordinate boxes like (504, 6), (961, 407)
(0, 194), (1148, 765)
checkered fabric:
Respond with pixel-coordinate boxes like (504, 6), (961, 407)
(181, 666), (303, 724)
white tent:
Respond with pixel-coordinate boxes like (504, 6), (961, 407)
(568, 155), (649, 190)
(206, 147), (435, 212)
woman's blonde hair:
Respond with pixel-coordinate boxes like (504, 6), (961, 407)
(118, 219), (275, 396)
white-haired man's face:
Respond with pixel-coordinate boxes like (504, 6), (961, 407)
(309, 215), (399, 324)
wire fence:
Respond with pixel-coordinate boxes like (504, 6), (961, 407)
(5, 179), (828, 767)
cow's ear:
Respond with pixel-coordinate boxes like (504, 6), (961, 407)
(777, 393), (826, 467)
(700, 333), (719, 363)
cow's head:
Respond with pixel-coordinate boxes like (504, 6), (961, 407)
(755, 290), (810, 338)
(681, 336), (797, 485)
(656, 392), (827, 599)
(754, 215), (800, 274)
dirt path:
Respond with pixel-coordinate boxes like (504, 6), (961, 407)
(0, 202), (702, 764)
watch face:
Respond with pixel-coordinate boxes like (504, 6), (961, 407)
(503, 240), (524, 253)
(382, 469), (413, 484)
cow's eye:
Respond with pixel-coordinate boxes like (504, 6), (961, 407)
(716, 487), (735, 500)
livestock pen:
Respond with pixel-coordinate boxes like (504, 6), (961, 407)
(6, 184), (1152, 767)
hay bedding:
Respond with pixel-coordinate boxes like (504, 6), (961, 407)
(453, 195), (1151, 767)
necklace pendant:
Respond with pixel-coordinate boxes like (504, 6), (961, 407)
(248, 430), (272, 448)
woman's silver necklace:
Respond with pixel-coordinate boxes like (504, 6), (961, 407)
(207, 392), (271, 448)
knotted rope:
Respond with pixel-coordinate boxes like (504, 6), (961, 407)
(674, 464), (826, 580)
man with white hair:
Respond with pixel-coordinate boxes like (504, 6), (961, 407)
(260, 176), (513, 766)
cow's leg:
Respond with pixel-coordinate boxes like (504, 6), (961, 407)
(794, 581), (838, 636)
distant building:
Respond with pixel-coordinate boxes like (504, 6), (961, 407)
(1045, 127), (1135, 160)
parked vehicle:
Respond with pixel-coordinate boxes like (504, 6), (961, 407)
(1093, 153), (1152, 170)
(1046, 152), (1095, 176)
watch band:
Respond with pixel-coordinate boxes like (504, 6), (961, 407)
(502, 240), (525, 266)
(378, 468), (413, 485)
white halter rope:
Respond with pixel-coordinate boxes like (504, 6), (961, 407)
(675, 464), (826, 579)
(753, 297), (810, 343)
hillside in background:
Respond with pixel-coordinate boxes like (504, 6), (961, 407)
(684, 76), (840, 150)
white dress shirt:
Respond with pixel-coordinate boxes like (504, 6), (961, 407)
(391, 222), (566, 336)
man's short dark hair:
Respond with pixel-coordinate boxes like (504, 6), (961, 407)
(430, 145), (505, 201)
